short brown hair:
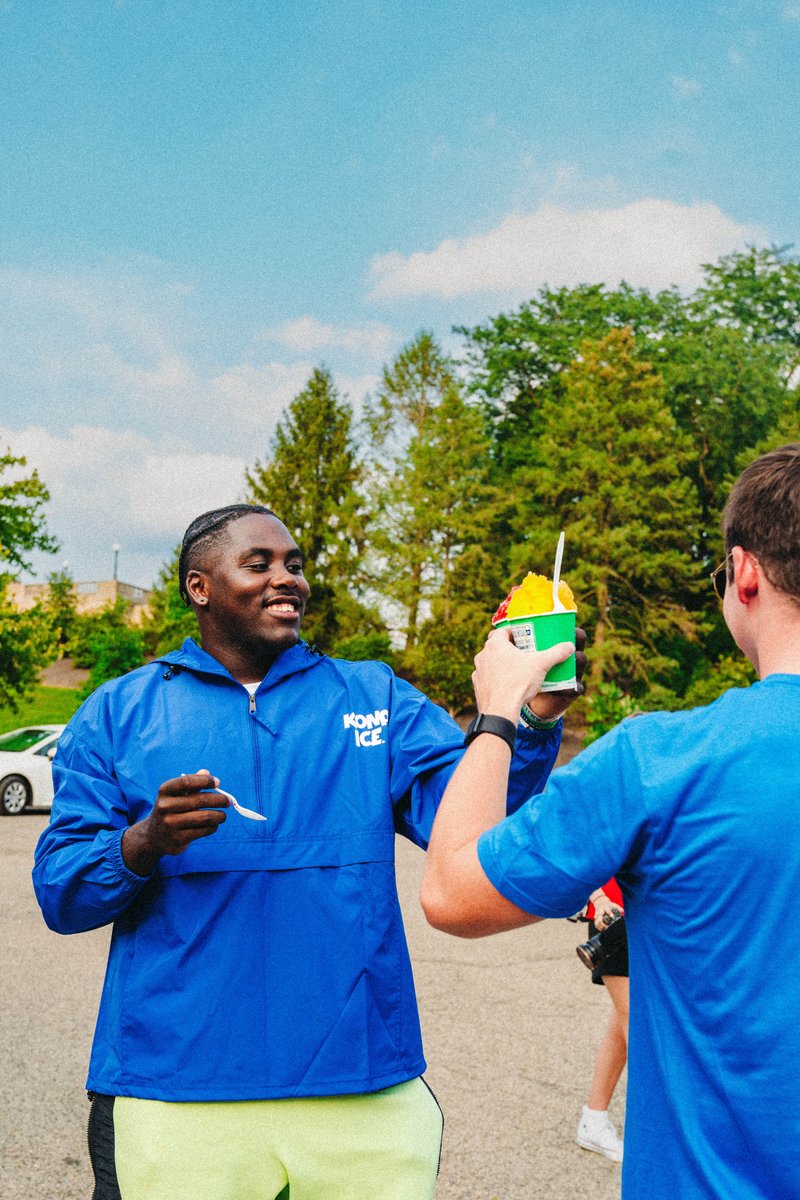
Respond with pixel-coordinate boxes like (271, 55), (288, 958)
(723, 443), (800, 602)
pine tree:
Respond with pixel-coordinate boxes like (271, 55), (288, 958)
(245, 368), (372, 650)
(365, 333), (501, 655)
(513, 328), (702, 694)
(42, 567), (78, 649)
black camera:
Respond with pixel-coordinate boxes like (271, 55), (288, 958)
(576, 910), (625, 971)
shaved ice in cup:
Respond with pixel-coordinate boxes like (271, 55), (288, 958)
(492, 572), (578, 691)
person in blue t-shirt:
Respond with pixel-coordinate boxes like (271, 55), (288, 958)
(421, 443), (800, 1200)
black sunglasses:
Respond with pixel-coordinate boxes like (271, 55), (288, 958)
(710, 552), (732, 601)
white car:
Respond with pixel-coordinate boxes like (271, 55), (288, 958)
(0, 725), (65, 816)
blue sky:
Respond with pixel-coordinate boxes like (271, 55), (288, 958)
(2, 0), (799, 587)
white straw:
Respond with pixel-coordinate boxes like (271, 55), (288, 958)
(552, 530), (566, 611)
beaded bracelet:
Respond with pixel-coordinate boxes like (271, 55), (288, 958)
(519, 704), (561, 732)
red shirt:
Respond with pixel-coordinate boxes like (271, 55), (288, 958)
(586, 877), (623, 920)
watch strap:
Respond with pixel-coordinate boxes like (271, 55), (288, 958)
(464, 713), (517, 754)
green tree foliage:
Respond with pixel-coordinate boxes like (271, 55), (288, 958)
(511, 329), (702, 693)
(0, 449), (59, 708)
(246, 367), (372, 650)
(142, 546), (200, 656)
(42, 567), (79, 648)
(331, 630), (395, 668)
(460, 257), (798, 552)
(72, 599), (145, 698)
(582, 683), (637, 745)
(0, 448), (59, 575)
(654, 325), (789, 551)
(457, 248), (799, 710)
(0, 595), (55, 710)
(458, 283), (683, 471)
(680, 653), (757, 710)
(692, 245), (800, 375)
(407, 545), (502, 715)
(728, 383), (800, 469)
(365, 332), (453, 647)
(365, 333), (501, 657)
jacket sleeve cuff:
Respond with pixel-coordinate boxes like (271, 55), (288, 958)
(109, 827), (155, 885)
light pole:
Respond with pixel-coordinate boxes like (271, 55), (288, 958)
(112, 544), (121, 583)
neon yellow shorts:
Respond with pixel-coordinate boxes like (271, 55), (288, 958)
(109, 1077), (443, 1200)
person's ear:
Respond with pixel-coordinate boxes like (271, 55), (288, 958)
(732, 546), (759, 604)
(185, 569), (209, 608)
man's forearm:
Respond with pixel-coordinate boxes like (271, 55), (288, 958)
(420, 630), (573, 936)
(421, 734), (536, 937)
(428, 735), (512, 859)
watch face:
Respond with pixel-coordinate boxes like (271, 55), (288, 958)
(464, 712), (516, 752)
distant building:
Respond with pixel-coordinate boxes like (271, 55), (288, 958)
(6, 579), (152, 626)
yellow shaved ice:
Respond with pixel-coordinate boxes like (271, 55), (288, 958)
(505, 572), (576, 617)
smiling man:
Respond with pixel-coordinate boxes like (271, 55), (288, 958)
(33, 503), (584, 1200)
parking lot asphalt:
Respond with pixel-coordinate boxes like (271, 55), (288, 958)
(2, 813), (624, 1200)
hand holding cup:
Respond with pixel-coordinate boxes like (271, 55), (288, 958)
(472, 628), (576, 724)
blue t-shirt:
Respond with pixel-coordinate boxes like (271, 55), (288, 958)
(478, 675), (800, 1200)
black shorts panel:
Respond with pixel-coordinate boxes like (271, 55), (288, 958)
(88, 1093), (122, 1200)
(587, 917), (629, 985)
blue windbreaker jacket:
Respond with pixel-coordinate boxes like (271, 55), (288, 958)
(33, 638), (560, 1100)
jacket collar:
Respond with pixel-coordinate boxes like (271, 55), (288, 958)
(156, 638), (325, 688)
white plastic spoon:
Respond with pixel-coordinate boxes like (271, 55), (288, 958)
(551, 530), (567, 612)
(214, 788), (267, 822)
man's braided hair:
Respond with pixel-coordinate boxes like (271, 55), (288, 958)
(178, 504), (276, 605)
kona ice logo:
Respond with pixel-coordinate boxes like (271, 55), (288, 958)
(343, 709), (389, 747)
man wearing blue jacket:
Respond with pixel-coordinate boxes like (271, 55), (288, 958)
(33, 503), (583, 1200)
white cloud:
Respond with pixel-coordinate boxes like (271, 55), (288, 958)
(129, 450), (249, 536)
(0, 266), (382, 461)
(210, 361), (318, 430)
(0, 261), (387, 586)
(0, 422), (247, 585)
(332, 372), (381, 409)
(0, 264), (185, 361)
(782, 4), (800, 21)
(366, 199), (766, 300)
(728, 47), (745, 67)
(261, 315), (395, 360)
(671, 75), (701, 96)
(208, 360), (380, 425)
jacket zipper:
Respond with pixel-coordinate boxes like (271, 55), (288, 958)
(248, 689), (265, 820)
(86, 1091), (96, 1177)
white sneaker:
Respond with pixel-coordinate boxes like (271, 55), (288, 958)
(576, 1105), (624, 1163)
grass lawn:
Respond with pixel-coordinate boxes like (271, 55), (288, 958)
(0, 686), (84, 734)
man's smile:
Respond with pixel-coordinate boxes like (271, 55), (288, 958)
(264, 597), (302, 616)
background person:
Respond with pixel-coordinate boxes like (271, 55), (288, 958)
(421, 444), (800, 1199)
(33, 503), (584, 1200)
(576, 881), (628, 1163)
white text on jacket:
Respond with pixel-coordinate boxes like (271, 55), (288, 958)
(343, 709), (389, 747)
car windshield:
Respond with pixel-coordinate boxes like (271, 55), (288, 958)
(0, 728), (51, 752)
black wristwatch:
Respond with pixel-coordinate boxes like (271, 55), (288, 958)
(464, 713), (517, 754)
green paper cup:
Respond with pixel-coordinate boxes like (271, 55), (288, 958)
(495, 610), (577, 691)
